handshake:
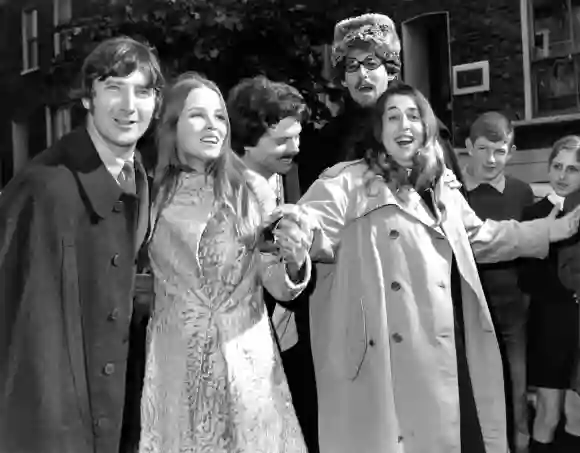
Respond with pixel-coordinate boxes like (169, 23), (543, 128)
(258, 204), (316, 272)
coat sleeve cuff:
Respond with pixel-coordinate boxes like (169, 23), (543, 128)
(260, 253), (311, 301)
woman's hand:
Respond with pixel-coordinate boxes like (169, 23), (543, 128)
(269, 204), (315, 273)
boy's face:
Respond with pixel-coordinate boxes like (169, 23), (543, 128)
(549, 149), (580, 197)
(466, 136), (514, 183)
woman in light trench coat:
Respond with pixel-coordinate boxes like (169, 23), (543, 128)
(274, 84), (580, 453)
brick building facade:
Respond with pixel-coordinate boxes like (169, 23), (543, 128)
(0, 0), (578, 187)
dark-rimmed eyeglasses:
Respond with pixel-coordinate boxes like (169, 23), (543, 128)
(344, 55), (383, 73)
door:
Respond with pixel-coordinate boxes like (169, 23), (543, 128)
(402, 12), (454, 139)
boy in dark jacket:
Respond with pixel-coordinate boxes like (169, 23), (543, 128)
(464, 111), (535, 453)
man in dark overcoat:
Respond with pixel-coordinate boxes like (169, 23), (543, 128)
(0, 36), (163, 453)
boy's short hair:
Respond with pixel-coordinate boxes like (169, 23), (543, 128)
(469, 111), (514, 145)
(227, 75), (308, 156)
(548, 135), (580, 165)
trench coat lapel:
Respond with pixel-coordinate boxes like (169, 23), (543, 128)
(356, 177), (444, 236)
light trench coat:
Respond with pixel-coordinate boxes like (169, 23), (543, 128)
(298, 160), (552, 453)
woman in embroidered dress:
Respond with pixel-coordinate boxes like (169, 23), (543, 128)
(138, 72), (311, 453)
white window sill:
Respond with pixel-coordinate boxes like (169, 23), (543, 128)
(513, 112), (580, 127)
(20, 67), (39, 76)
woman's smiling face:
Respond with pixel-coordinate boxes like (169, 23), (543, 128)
(381, 93), (425, 168)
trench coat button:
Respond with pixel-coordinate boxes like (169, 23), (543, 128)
(103, 363), (115, 375)
(369, 339), (376, 347)
(93, 417), (107, 433)
(391, 281), (401, 291)
(107, 308), (119, 321)
(389, 229), (400, 239)
(111, 253), (120, 267)
(392, 333), (403, 343)
(437, 281), (446, 289)
(113, 201), (124, 213)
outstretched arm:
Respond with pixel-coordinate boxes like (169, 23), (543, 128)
(456, 190), (580, 263)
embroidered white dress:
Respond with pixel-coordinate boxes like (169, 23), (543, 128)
(139, 173), (309, 453)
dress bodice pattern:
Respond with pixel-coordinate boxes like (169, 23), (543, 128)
(139, 172), (306, 453)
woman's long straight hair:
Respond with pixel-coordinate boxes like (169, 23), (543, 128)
(152, 72), (261, 245)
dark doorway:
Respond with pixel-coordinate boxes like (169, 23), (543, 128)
(402, 12), (453, 139)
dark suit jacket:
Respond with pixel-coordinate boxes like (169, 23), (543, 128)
(0, 128), (149, 453)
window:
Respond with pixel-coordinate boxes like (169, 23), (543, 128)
(53, 0), (72, 57)
(529, 0), (580, 116)
(452, 61), (490, 95)
(21, 9), (38, 72)
(46, 105), (72, 146)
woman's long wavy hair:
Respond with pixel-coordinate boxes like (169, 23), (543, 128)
(152, 72), (261, 246)
(367, 83), (445, 191)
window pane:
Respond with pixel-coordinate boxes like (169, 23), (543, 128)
(572, 0), (580, 45)
(24, 12), (33, 40)
(56, 0), (72, 24)
(28, 39), (38, 68)
(533, 0), (574, 59)
(533, 56), (579, 114)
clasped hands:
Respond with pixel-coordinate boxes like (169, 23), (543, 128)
(258, 204), (316, 276)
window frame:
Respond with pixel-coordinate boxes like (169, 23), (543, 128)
(53, 0), (72, 57)
(520, 0), (580, 123)
(21, 8), (39, 74)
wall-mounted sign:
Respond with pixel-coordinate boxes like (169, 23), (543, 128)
(452, 60), (490, 95)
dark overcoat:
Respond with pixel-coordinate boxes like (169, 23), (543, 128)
(0, 128), (149, 453)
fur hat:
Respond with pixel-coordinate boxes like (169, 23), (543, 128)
(331, 13), (401, 69)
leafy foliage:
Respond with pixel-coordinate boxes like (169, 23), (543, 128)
(46, 0), (373, 125)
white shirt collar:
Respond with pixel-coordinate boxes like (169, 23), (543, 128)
(244, 168), (283, 214)
(86, 118), (134, 181)
(547, 191), (564, 210)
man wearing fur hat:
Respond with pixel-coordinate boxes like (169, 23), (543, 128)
(298, 13), (401, 191)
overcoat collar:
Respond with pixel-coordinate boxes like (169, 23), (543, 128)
(62, 127), (149, 251)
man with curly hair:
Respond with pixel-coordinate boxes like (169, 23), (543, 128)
(227, 75), (319, 452)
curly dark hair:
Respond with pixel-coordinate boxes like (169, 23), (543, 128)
(367, 83), (444, 191)
(226, 75), (309, 156)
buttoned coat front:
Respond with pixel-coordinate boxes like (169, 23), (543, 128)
(299, 160), (552, 453)
(0, 128), (150, 453)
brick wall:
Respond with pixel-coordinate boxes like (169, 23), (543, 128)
(358, 0), (579, 152)
(358, 0), (525, 145)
